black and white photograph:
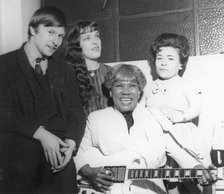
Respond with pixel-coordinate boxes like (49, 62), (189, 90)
(0, 0), (224, 194)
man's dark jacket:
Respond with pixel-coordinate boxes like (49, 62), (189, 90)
(0, 45), (86, 149)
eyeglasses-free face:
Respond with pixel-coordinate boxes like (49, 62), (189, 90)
(155, 46), (182, 80)
(111, 79), (140, 114)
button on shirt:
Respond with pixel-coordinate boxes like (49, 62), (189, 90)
(24, 42), (48, 75)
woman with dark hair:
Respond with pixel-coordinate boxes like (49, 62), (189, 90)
(150, 33), (190, 76)
(60, 21), (111, 115)
(142, 33), (208, 193)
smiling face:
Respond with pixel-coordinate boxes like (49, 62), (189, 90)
(30, 24), (65, 57)
(79, 30), (101, 60)
(155, 46), (183, 80)
(111, 79), (140, 114)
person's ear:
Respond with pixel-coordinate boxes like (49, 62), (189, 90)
(179, 64), (183, 70)
(29, 26), (36, 36)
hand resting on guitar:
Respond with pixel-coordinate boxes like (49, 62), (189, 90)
(196, 164), (217, 186)
(79, 164), (114, 193)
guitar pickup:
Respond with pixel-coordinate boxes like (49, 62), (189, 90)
(104, 166), (126, 183)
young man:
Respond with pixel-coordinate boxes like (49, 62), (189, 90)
(0, 6), (86, 194)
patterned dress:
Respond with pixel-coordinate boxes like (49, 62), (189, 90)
(84, 63), (111, 115)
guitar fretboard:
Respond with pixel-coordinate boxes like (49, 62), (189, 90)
(104, 166), (215, 182)
(128, 168), (203, 180)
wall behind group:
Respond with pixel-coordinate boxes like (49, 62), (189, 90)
(0, 0), (40, 55)
(42, 0), (224, 63)
(1, 0), (224, 60)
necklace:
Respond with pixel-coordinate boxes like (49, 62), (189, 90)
(89, 70), (95, 77)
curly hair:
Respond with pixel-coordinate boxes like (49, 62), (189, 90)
(150, 33), (190, 69)
(104, 64), (147, 99)
(59, 21), (99, 105)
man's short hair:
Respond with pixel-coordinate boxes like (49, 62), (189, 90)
(28, 6), (67, 38)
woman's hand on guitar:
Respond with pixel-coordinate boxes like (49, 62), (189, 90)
(89, 167), (114, 192)
(80, 165), (114, 193)
(195, 164), (218, 186)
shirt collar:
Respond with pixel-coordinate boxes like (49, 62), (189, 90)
(24, 42), (48, 74)
(24, 41), (43, 66)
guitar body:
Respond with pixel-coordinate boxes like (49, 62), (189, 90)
(78, 182), (221, 194)
(78, 180), (162, 194)
(78, 182), (130, 194)
(78, 187), (98, 194)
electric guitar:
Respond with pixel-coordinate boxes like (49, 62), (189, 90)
(78, 165), (224, 194)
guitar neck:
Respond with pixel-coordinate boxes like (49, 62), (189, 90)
(104, 166), (218, 182)
(127, 168), (216, 180)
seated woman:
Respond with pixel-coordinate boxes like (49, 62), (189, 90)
(74, 64), (217, 194)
